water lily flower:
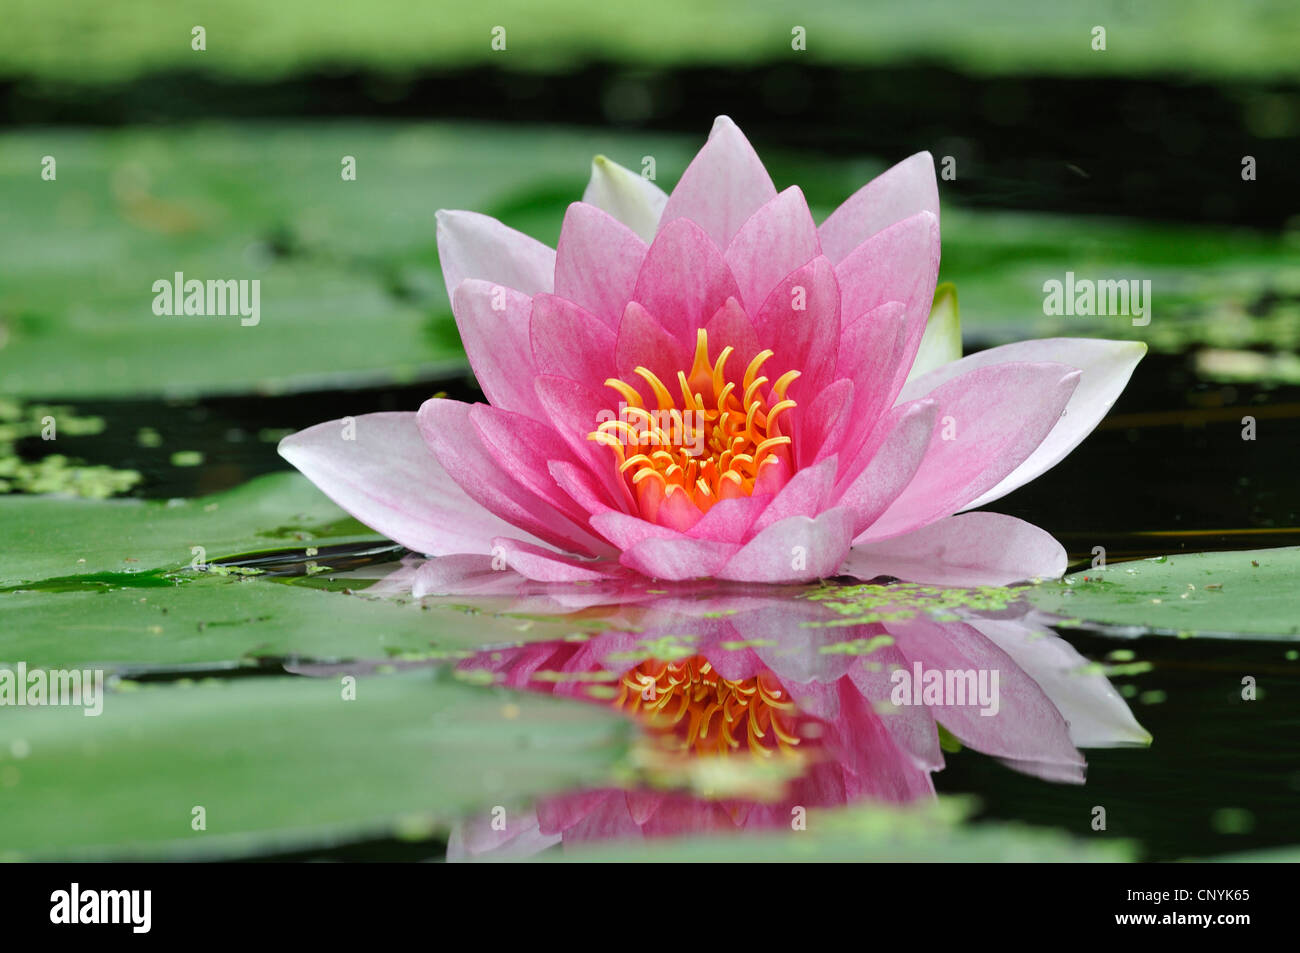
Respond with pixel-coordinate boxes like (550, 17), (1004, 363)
(440, 585), (1149, 858)
(280, 117), (1145, 586)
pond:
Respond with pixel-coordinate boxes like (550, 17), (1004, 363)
(1, 28), (1298, 864)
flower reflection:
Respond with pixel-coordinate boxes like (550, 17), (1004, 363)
(422, 569), (1149, 860)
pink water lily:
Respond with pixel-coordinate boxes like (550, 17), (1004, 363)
(441, 587), (1149, 858)
(280, 117), (1145, 586)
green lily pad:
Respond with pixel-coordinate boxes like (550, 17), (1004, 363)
(5, 121), (1298, 398)
(0, 124), (693, 399)
(0, 471), (377, 587)
(0, 669), (633, 860)
(535, 798), (1134, 862)
(1, 573), (592, 671)
(1028, 547), (1300, 639)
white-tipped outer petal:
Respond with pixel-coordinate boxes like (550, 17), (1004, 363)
(658, 115), (777, 249)
(819, 151), (940, 264)
(582, 155), (668, 243)
(898, 338), (1147, 510)
(435, 209), (556, 302)
(967, 619), (1153, 749)
(278, 411), (528, 556)
(841, 512), (1068, 586)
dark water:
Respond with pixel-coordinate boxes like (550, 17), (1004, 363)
(7, 62), (1295, 228)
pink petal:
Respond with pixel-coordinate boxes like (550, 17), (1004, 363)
(536, 790), (621, 837)
(450, 279), (540, 419)
(898, 338), (1147, 510)
(589, 509), (681, 551)
(724, 186), (821, 312)
(468, 403), (603, 531)
(752, 255), (842, 398)
(750, 455), (838, 534)
(685, 495), (770, 544)
(435, 209), (555, 300)
(794, 379), (853, 470)
(862, 362), (1081, 540)
(553, 203), (647, 329)
(490, 537), (622, 583)
(614, 300), (690, 391)
(842, 512), (1068, 585)
(618, 534), (738, 581)
(818, 152), (940, 264)
(549, 459), (625, 518)
(885, 618), (1083, 775)
(530, 293), (617, 388)
(835, 211), (941, 402)
(658, 116), (777, 248)
(848, 646), (946, 772)
(703, 296), (764, 371)
(716, 507), (856, 583)
(408, 554), (509, 597)
(447, 808), (559, 862)
(836, 400), (938, 537)
(533, 374), (634, 507)
(278, 411), (529, 556)
(968, 619), (1150, 748)
(834, 301), (909, 448)
(417, 397), (609, 557)
(632, 218), (743, 346)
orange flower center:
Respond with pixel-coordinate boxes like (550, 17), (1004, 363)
(614, 655), (802, 757)
(588, 329), (798, 518)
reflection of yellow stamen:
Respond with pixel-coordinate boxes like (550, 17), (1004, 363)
(616, 656), (803, 757)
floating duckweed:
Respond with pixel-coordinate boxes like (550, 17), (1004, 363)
(392, 814), (438, 841)
(1103, 661), (1155, 677)
(136, 427), (163, 447)
(203, 564), (265, 577)
(529, 669), (619, 683)
(611, 634), (697, 662)
(719, 639), (776, 650)
(804, 581), (1023, 626)
(453, 668), (497, 686)
(1138, 689), (1167, 704)
(0, 402), (140, 498)
(170, 450), (204, 467)
(819, 635), (895, 656)
(0, 455), (142, 498)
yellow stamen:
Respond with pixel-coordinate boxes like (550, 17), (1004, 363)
(588, 330), (798, 517)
